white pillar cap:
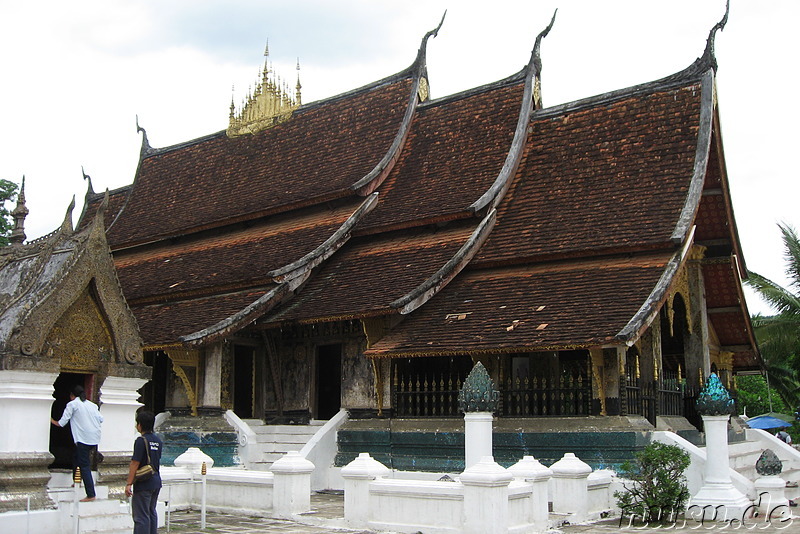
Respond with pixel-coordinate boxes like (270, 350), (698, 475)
(340, 452), (390, 480)
(271, 451), (315, 474)
(550, 452), (592, 478)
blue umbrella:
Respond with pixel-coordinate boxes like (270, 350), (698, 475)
(746, 415), (793, 430)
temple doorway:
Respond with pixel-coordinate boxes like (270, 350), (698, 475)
(315, 344), (341, 420)
(233, 345), (255, 419)
(49, 372), (93, 469)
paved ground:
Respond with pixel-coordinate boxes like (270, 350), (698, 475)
(162, 493), (797, 533)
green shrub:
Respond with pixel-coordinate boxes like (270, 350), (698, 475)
(614, 441), (691, 523)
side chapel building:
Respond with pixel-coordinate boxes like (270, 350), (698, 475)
(78, 8), (759, 469)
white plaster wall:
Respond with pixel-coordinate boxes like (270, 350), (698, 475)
(0, 370), (58, 452)
(98, 376), (147, 453)
(160, 467), (274, 517)
(368, 479), (464, 534)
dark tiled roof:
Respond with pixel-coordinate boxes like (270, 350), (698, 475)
(78, 186), (130, 232)
(360, 82), (524, 231)
(114, 200), (361, 302)
(106, 77), (414, 248)
(262, 224), (479, 324)
(365, 254), (672, 357)
(132, 288), (269, 347)
(475, 83), (703, 265)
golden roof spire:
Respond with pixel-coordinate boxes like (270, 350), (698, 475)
(295, 58), (302, 105)
(228, 39), (301, 137)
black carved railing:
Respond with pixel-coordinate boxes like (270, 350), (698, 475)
(393, 370), (592, 418)
(500, 375), (591, 417)
(393, 371), (463, 417)
(658, 370), (685, 417)
(625, 369), (656, 425)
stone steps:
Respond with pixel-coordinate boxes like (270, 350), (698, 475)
(242, 419), (322, 470)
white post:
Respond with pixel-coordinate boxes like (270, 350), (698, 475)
(200, 462), (207, 529)
(271, 451), (315, 518)
(508, 455), (552, 530)
(550, 452), (592, 523)
(754, 476), (790, 521)
(460, 456), (513, 534)
(340, 453), (390, 528)
(98, 377), (148, 453)
(463, 412), (493, 469)
(687, 415), (751, 521)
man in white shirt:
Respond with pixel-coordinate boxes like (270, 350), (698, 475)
(51, 385), (104, 501)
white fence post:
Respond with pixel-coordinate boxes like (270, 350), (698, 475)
(509, 455), (552, 530)
(340, 453), (390, 528)
(271, 451), (315, 518)
(550, 452), (592, 523)
(460, 456), (513, 534)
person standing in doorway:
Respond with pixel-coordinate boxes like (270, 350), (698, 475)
(125, 411), (163, 534)
(50, 384), (103, 502)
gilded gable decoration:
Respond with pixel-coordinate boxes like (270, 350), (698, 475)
(227, 42), (302, 137)
(0, 193), (146, 373)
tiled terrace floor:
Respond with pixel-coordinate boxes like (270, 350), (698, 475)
(163, 492), (796, 533)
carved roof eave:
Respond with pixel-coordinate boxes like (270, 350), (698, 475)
(178, 193), (379, 347)
(706, 254), (762, 366)
(708, 109), (748, 279)
(2, 192), (144, 366)
(614, 227), (697, 346)
(349, 12), (446, 196)
(178, 280), (295, 347)
(468, 13), (556, 215)
(670, 68), (715, 245)
(268, 193), (379, 283)
(390, 209), (496, 315)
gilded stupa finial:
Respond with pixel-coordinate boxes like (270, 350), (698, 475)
(295, 58), (302, 105)
(228, 39), (301, 137)
(9, 176), (28, 246)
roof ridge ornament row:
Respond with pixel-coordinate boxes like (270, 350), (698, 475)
(227, 41), (302, 137)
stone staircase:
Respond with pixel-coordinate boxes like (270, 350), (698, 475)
(727, 432), (800, 502)
(51, 488), (133, 534)
(243, 419), (324, 470)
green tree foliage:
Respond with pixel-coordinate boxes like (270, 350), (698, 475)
(746, 223), (800, 412)
(735, 375), (789, 416)
(615, 442), (691, 523)
(0, 179), (19, 246)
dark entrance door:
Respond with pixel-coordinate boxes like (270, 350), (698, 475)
(50, 372), (93, 469)
(233, 345), (255, 419)
(315, 344), (341, 420)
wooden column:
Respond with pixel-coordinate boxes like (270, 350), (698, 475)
(602, 348), (622, 416)
(685, 259), (711, 391)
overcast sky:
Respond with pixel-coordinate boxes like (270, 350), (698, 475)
(0, 1), (797, 316)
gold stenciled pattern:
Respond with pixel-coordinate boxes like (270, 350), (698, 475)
(43, 288), (114, 371)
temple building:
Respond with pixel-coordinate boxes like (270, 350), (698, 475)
(0, 185), (149, 510)
(78, 8), (759, 470)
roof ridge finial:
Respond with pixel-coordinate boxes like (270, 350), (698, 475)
(528, 9), (557, 110)
(60, 195), (76, 235)
(81, 165), (94, 195)
(532, 9), (557, 78)
(701, 0), (729, 71)
(414, 11), (446, 70)
(9, 176), (28, 246)
(136, 115), (152, 157)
